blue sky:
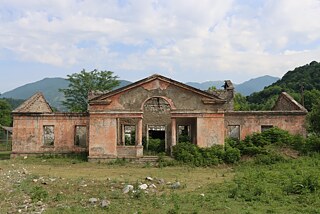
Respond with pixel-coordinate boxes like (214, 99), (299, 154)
(1, 0), (320, 93)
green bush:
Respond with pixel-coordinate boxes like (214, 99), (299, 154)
(147, 138), (165, 153)
(261, 127), (293, 145)
(284, 174), (319, 195)
(224, 146), (241, 164)
(254, 152), (286, 165)
(304, 134), (320, 153)
(201, 146), (224, 165)
(172, 142), (203, 166)
(172, 142), (240, 166)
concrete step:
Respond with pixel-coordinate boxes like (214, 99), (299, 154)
(138, 156), (159, 162)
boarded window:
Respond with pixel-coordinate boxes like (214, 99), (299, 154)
(43, 125), (54, 146)
(75, 126), (87, 147)
(261, 125), (273, 132)
(124, 125), (136, 146)
(227, 125), (240, 140)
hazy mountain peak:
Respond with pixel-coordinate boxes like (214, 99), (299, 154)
(0, 75), (279, 110)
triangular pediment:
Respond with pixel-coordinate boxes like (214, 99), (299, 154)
(89, 74), (226, 104)
(13, 92), (53, 113)
(273, 92), (307, 112)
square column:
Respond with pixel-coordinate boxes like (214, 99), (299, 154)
(171, 118), (176, 154)
(136, 118), (143, 146)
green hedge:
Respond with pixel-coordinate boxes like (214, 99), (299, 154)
(172, 142), (240, 166)
(172, 127), (320, 166)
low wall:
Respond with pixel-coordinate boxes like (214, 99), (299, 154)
(11, 113), (89, 156)
(225, 111), (307, 140)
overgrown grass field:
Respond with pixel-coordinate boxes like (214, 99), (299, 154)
(0, 154), (319, 213)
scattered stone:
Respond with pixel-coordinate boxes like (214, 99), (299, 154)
(157, 178), (165, 184)
(171, 181), (181, 189)
(22, 168), (28, 174)
(139, 184), (148, 190)
(23, 156), (28, 159)
(80, 184), (87, 187)
(122, 185), (134, 194)
(200, 193), (205, 197)
(107, 177), (111, 181)
(146, 176), (153, 181)
(89, 198), (98, 204)
(101, 199), (110, 208)
(49, 178), (56, 182)
(149, 184), (157, 189)
(33, 179), (38, 183)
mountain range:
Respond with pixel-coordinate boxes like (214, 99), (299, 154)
(0, 75), (279, 111)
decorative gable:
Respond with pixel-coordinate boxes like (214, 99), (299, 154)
(273, 92), (307, 112)
(89, 74), (227, 104)
(13, 92), (53, 113)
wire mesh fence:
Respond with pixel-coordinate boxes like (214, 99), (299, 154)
(0, 139), (12, 151)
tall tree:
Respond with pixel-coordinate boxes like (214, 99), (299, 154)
(60, 69), (119, 112)
(0, 99), (12, 126)
(308, 101), (320, 135)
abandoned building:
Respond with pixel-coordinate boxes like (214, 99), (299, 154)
(11, 74), (307, 161)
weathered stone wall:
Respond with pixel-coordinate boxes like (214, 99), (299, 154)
(117, 146), (143, 158)
(225, 111), (307, 139)
(11, 113), (88, 156)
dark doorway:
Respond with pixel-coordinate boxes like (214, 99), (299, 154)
(144, 126), (166, 154)
(149, 130), (165, 140)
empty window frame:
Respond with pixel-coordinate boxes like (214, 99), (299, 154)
(43, 125), (54, 146)
(124, 125), (136, 146)
(261, 125), (273, 132)
(227, 125), (240, 140)
(74, 126), (87, 147)
(178, 125), (191, 142)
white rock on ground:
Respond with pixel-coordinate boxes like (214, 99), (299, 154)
(101, 199), (110, 208)
(149, 184), (157, 189)
(171, 181), (181, 189)
(122, 185), (134, 194)
(88, 198), (98, 204)
(138, 184), (148, 190)
(146, 176), (153, 181)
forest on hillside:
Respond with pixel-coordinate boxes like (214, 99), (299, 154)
(233, 61), (320, 134)
(236, 61), (320, 111)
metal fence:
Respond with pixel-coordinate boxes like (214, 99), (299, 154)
(0, 139), (12, 151)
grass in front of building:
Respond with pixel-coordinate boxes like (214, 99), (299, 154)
(0, 154), (319, 213)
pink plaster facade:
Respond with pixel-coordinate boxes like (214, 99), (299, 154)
(11, 113), (88, 157)
(11, 75), (307, 160)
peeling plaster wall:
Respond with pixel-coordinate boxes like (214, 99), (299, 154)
(225, 112), (307, 139)
(88, 114), (117, 159)
(196, 114), (225, 147)
(12, 113), (88, 156)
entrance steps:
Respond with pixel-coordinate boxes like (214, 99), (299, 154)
(137, 156), (159, 163)
(136, 155), (174, 163)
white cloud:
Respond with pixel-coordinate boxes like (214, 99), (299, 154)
(0, 0), (320, 85)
